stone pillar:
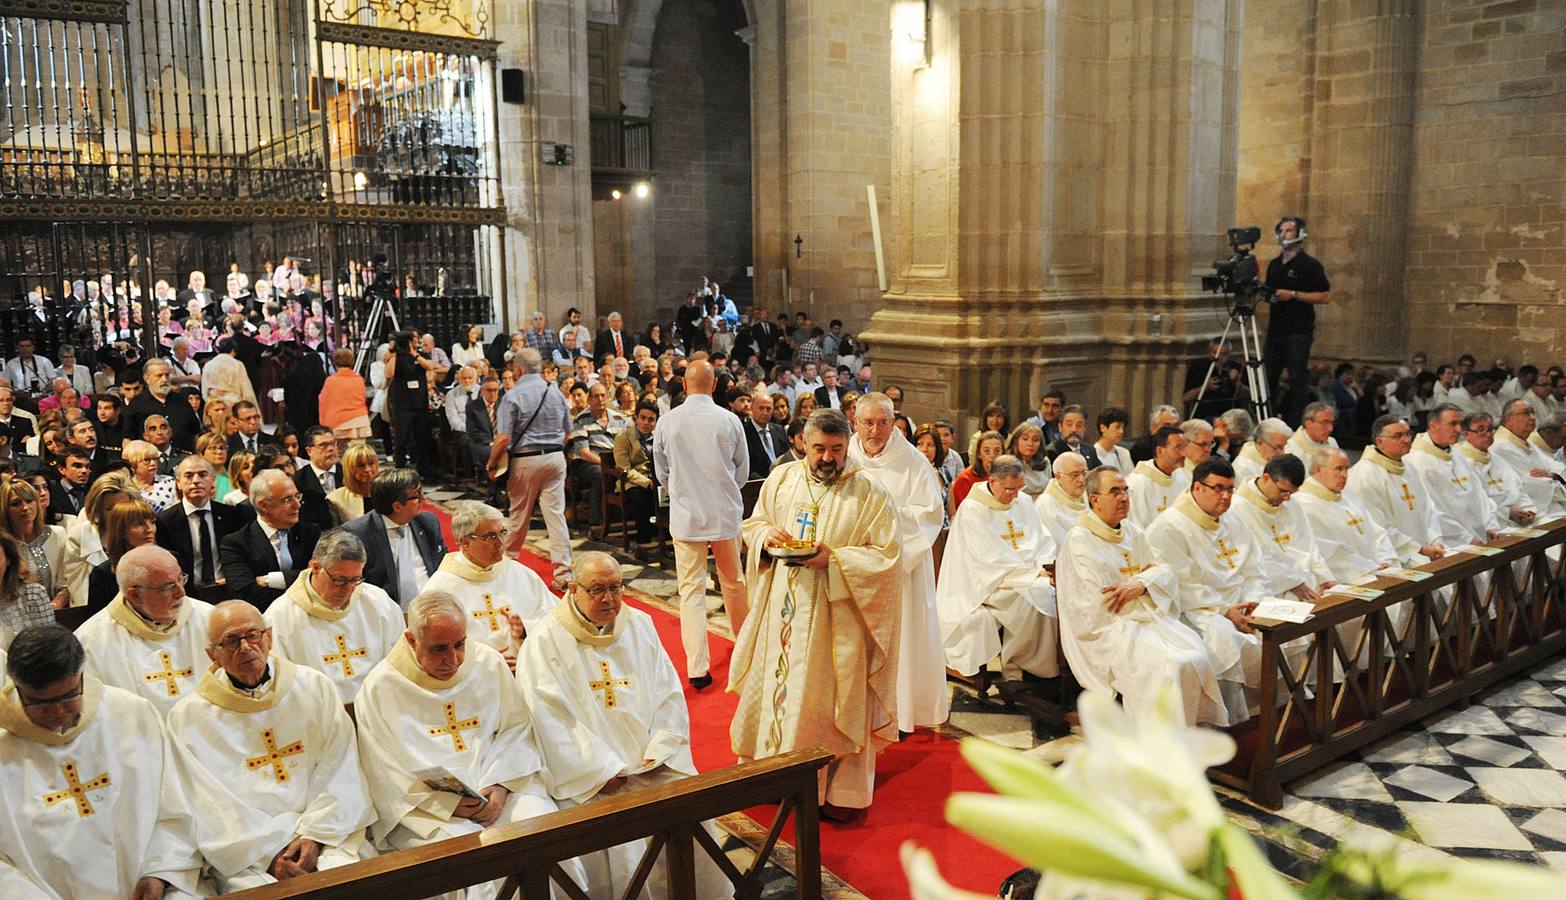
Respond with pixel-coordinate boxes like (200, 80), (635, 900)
(865, 0), (1242, 435)
(496, 0), (598, 332)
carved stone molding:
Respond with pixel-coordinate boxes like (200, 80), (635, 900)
(0, 0), (127, 24)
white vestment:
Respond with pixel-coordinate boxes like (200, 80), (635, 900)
(0, 679), (202, 898)
(1490, 426), (1566, 515)
(1055, 510), (1228, 726)
(1456, 441), (1532, 530)
(1230, 442), (1268, 483)
(520, 603), (731, 900)
(266, 576), (405, 705)
(849, 430), (950, 731)
(1032, 479), (1085, 554)
(167, 658), (374, 891)
(1286, 428), (1338, 464)
(1344, 448), (1442, 564)
(77, 595), (215, 717)
(1125, 460), (1191, 529)
(1294, 478), (1400, 581)
(935, 482), (1058, 679)
(1227, 479), (1334, 595)
(425, 552), (558, 658)
(1405, 435), (1493, 547)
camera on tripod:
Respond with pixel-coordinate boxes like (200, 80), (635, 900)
(1202, 226), (1274, 314)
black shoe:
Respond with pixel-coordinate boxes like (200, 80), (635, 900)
(689, 674), (713, 689)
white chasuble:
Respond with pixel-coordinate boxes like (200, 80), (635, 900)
(0, 679), (202, 898)
(167, 658), (374, 890)
(76, 595), (214, 718)
(1230, 442), (1268, 484)
(267, 576), (404, 705)
(731, 460), (902, 809)
(1406, 434), (1494, 547)
(1055, 511), (1229, 727)
(1125, 460), (1190, 529)
(425, 552), (558, 658)
(935, 483), (1058, 679)
(1457, 441), (1532, 530)
(520, 603), (732, 900)
(355, 638), (559, 853)
(1228, 479), (1334, 595)
(849, 430), (950, 731)
(1345, 448), (1442, 562)
(1490, 426), (1566, 516)
(1294, 478), (1400, 582)
(1286, 429), (1337, 464)
(1033, 479), (1085, 553)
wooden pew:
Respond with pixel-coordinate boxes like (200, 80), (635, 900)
(1224, 521), (1566, 808)
(223, 748), (833, 900)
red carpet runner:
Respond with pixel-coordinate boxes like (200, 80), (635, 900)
(427, 505), (1016, 898)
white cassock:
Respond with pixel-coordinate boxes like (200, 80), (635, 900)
(1344, 449), (1442, 564)
(1230, 442), (1268, 483)
(849, 430), (950, 732)
(0, 678), (202, 898)
(267, 575), (405, 705)
(1457, 441), (1533, 530)
(424, 551), (558, 659)
(1405, 434), (1494, 547)
(1055, 509), (1227, 726)
(167, 658), (375, 891)
(1286, 428), (1337, 464)
(1295, 478), (1401, 580)
(1125, 460), (1190, 529)
(1489, 426), (1566, 515)
(935, 482), (1058, 679)
(519, 602), (732, 900)
(1033, 479), (1085, 552)
(77, 595), (215, 718)
(355, 638), (584, 898)
(1531, 431), (1566, 471)
(1227, 479), (1334, 596)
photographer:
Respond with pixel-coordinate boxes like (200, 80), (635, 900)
(385, 330), (441, 477)
(1263, 216), (1332, 425)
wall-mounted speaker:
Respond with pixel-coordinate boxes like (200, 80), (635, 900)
(501, 69), (526, 104)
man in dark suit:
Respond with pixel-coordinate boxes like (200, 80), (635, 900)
(282, 342), (328, 438)
(294, 425), (342, 531)
(742, 385), (787, 476)
(467, 376), (503, 505)
(1127, 405), (1182, 465)
(227, 399), (265, 456)
(48, 446), (92, 518)
(157, 455), (255, 601)
(812, 367), (846, 411)
(219, 468), (321, 610)
(1044, 404), (1100, 467)
(595, 311), (638, 361)
(341, 467), (447, 610)
(67, 418), (118, 480)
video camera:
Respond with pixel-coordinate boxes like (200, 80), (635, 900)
(1202, 226), (1274, 315)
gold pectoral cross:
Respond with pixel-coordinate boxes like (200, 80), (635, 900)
(1215, 537), (1240, 570)
(1451, 472), (1470, 489)
(1118, 551), (1143, 578)
(428, 703), (481, 753)
(589, 660), (632, 709)
(471, 594), (511, 634)
(143, 651), (194, 697)
(1269, 524), (1292, 547)
(42, 761), (111, 817)
(1345, 514), (1365, 536)
(245, 728), (305, 783)
(999, 519), (1025, 552)
(1398, 481), (1417, 511)
(322, 634), (368, 679)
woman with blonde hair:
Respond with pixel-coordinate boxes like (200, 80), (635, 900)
(202, 397), (229, 435)
(0, 479), (66, 608)
(59, 471), (139, 606)
(329, 441), (378, 524)
(197, 431), (232, 498)
(86, 498), (158, 612)
(223, 450), (256, 505)
(793, 391), (818, 419)
(123, 439), (176, 512)
(0, 532), (50, 650)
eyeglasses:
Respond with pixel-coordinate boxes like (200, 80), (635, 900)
(470, 528), (510, 543)
(322, 572), (364, 588)
(582, 582), (625, 600)
(214, 627), (271, 652)
(1195, 481), (1236, 496)
(1466, 426), (1494, 434)
(269, 493), (302, 505)
(402, 489), (425, 504)
(18, 685), (84, 707)
(133, 573), (188, 595)
(311, 442), (335, 451)
(1094, 486), (1130, 498)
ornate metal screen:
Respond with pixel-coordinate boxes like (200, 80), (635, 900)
(0, 0), (503, 354)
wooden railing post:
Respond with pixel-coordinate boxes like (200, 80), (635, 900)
(793, 779), (823, 900)
(665, 823), (698, 897)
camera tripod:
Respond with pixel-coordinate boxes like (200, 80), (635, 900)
(351, 290), (402, 376)
(1190, 302), (1271, 422)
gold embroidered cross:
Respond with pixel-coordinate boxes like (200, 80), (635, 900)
(1398, 481), (1417, 511)
(1451, 472), (1470, 490)
(1118, 552), (1142, 578)
(589, 661), (632, 709)
(1345, 514), (1365, 536)
(999, 520), (1025, 552)
(245, 729), (305, 783)
(1487, 476), (1503, 489)
(427, 703), (480, 753)
(42, 761), (111, 817)
(1269, 525), (1292, 547)
(1215, 538), (1240, 570)
(471, 594), (511, 634)
(322, 634), (368, 679)
(143, 652), (194, 697)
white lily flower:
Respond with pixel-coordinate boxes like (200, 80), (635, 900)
(901, 843), (996, 900)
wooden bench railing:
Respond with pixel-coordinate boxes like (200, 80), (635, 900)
(223, 748), (832, 900)
(1220, 520), (1566, 808)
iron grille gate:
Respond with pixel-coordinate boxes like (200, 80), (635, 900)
(0, 0), (504, 358)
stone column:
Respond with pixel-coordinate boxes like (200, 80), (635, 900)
(865, 0), (1242, 434)
(495, 0), (598, 331)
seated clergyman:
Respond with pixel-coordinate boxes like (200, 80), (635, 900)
(424, 502), (558, 672)
(0, 625), (202, 897)
(354, 590), (587, 897)
(935, 455), (1059, 682)
(168, 601), (376, 891)
(518, 551), (732, 898)
(1033, 450), (1087, 549)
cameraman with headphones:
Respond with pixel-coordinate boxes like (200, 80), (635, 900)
(1264, 215), (1332, 425)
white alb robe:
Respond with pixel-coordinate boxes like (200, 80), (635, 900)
(1294, 478), (1400, 580)
(519, 602), (731, 900)
(76, 595), (215, 717)
(1230, 442), (1268, 483)
(1344, 448), (1441, 563)
(1286, 428), (1337, 464)
(1457, 441), (1532, 530)
(1405, 435), (1494, 547)
(424, 552), (558, 657)
(1490, 427), (1566, 515)
(266, 576), (404, 705)
(935, 483), (1058, 679)
(1032, 479), (1085, 553)
(1125, 460), (1190, 529)
(849, 430), (950, 731)
(1055, 510), (1228, 726)
(0, 679), (202, 898)
(1227, 479), (1334, 595)
(167, 658), (374, 890)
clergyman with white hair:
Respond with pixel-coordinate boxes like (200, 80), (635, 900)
(1231, 417), (1292, 483)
